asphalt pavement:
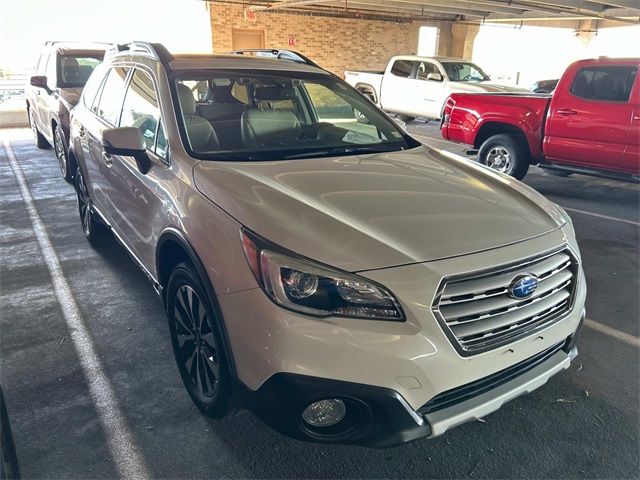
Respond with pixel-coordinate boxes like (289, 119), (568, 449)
(1, 125), (638, 479)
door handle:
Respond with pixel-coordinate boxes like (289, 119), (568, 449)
(633, 115), (640, 121)
(102, 152), (113, 167)
(557, 108), (578, 115)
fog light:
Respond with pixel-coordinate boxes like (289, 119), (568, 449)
(302, 399), (346, 427)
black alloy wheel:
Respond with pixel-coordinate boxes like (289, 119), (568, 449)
(167, 263), (233, 418)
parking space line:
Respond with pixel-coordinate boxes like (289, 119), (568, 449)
(585, 318), (640, 348)
(562, 207), (639, 227)
(3, 140), (151, 479)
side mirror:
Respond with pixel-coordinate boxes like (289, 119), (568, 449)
(30, 75), (51, 93)
(102, 127), (151, 174)
(426, 73), (443, 82)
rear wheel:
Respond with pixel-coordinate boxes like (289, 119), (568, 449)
(166, 263), (234, 418)
(75, 168), (110, 244)
(54, 124), (73, 182)
(478, 134), (530, 180)
(398, 114), (415, 123)
(28, 108), (49, 149)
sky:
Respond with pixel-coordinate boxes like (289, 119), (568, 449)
(472, 24), (640, 87)
(0, 0), (213, 72)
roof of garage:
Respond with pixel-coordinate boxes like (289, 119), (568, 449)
(242, 0), (640, 26)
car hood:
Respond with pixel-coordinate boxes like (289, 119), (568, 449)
(194, 146), (564, 272)
(450, 82), (531, 94)
(58, 88), (83, 107)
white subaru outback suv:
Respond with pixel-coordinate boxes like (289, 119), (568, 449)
(68, 42), (586, 447)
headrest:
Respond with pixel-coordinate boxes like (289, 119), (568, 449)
(177, 83), (197, 116)
(254, 87), (297, 101)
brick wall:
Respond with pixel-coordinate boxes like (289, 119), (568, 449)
(209, 2), (422, 76)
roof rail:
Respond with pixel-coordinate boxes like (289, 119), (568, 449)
(45, 40), (112, 47)
(228, 49), (321, 68)
(106, 42), (174, 64)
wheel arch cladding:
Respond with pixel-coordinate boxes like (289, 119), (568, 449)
(475, 122), (529, 155)
(156, 229), (238, 377)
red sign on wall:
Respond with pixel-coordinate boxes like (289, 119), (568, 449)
(288, 36), (297, 46)
(244, 8), (257, 22)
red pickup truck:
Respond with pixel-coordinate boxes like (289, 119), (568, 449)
(441, 58), (639, 181)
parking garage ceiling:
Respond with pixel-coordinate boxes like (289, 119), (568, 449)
(239, 0), (640, 24)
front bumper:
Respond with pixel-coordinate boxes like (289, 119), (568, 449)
(239, 325), (581, 448)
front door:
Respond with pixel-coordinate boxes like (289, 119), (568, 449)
(544, 64), (638, 173)
(232, 28), (265, 50)
(103, 67), (168, 267)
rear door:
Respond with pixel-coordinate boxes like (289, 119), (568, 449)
(544, 63), (638, 173)
(86, 66), (131, 214)
(380, 59), (413, 114)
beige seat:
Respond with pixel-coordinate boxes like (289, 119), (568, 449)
(241, 109), (301, 149)
(177, 83), (220, 152)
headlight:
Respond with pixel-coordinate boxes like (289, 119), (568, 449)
(240, 229), (404, 321)
(555, 203), (574, 229)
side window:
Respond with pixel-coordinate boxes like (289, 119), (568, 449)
(570, 66), (637, 103)
(82, 66), (107, 109)
(390, 60), (413, 78)
(120, 69), (161, 153)
(96, 67), (130, 125)
(416, 62), (439, 80)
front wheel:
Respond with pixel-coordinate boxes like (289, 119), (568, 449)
(166, 263), (234, 418)
(478, 134), (530, 180)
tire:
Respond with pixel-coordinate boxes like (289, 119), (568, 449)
(75, 168), (110, 245)
(53, 124), (73, 183)
(166, 262), (234, 418)
(28, 108), (49, 149)
(398, 114), (415, 123)
(478, 134), (530, 180)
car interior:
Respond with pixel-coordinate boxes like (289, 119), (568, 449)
(176, 77), (390, 155)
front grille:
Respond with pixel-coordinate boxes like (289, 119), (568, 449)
(433, 247), (578, 355)
(418, 341), (565, 415)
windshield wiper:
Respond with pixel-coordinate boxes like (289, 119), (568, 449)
(282, 145), (405, 160)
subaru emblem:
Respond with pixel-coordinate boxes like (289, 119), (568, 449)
(508, 274), (539, 299)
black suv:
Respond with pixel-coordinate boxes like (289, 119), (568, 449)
(26, 41), (106, 181)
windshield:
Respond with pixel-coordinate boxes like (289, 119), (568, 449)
(58, 54), (104, 88)
(441, 62), (490, 82)
(173, 70), (420, 161)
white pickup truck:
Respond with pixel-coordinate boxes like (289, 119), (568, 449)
(345, 55), (529, 121)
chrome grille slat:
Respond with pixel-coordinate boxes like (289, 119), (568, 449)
(459, 301), (569, 349)
(434, 248), (577, 355)
(441, 252), (571, 300)
(441, 270), (573, 321)
(452, 289), (570, 338)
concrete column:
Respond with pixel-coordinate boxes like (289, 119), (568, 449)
(435, 22), (479, 60)
(575, 19), (598, 49)
(450, 23), (479, 60)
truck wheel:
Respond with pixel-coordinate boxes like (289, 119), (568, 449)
(398, 114), (415, 123)
(478, 134), (530, 180)
(28, 108), (50, 149)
